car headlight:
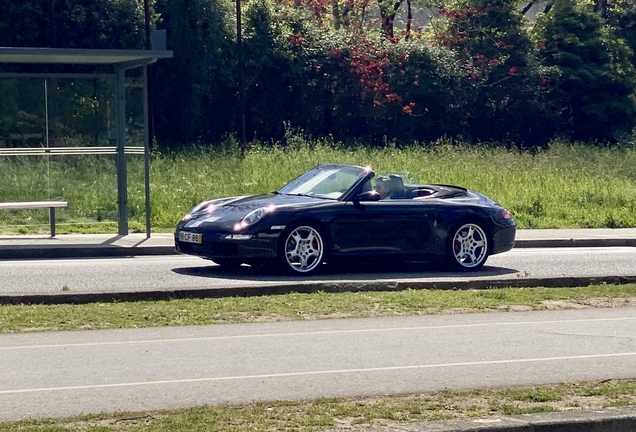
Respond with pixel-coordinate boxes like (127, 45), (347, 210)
(240, 207), (268, 227)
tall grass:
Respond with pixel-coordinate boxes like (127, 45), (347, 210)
(1, 138), (636, 233)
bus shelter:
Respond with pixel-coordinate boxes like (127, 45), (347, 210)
(0, 47), (173, 237)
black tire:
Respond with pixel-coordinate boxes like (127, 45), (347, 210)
(447, 222), (489, 271)
(278, 222), (326, 275)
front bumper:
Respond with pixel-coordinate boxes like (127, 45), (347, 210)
(174, 230), (280, 260)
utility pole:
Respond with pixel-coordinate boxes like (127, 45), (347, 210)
(236, 0), (247, 155)
(143, 0), (155, 141)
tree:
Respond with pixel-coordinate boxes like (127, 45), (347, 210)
(533, 0), (636, 142)
(0, 0), (48, 47)
(433, 0), (552, 147)
(152, 0), (237, 145)
(0, 0), (145, 49)
(607, 0), (636, 64)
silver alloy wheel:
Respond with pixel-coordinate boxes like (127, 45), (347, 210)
(283, 225), (324, 274)
(451, 223), (488, 269)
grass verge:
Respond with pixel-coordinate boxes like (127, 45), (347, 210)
(2, 139), (636, 233)
(1, 377), (635, 431)
(1, 283), (635, 334)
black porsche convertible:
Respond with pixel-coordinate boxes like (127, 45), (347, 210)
(174, 164), (516, 275)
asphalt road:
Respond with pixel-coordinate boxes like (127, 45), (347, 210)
(1, 307), (635, 421)
(1, 247), (635, 296)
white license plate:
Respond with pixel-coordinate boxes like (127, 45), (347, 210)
(178, 231), (202, 244)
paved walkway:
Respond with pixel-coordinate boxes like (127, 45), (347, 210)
(0, 228), (636, 259)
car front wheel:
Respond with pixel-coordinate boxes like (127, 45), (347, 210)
(448, 222), (489, 271)
(279, 224), (325, 275)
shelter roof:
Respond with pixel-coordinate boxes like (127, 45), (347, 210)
(0, 47), (172, 69)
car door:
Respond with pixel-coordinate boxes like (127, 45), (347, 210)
(329, 199), (436, 257)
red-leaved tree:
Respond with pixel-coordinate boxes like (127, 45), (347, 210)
(432, 0), (553, 147)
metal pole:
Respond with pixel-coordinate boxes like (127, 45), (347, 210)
(236, 0), (246, 154)
(49, 208), (56, 237)
(143, 65), (151, 238)
(44, 78), (51, 199)
(116, 67), (128, 235)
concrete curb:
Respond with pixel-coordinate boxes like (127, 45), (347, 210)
(514, 238), (636, 248)
(378, 406), (636, 431)
(0, 245), (173, 260)
(3, 275), (636, 305)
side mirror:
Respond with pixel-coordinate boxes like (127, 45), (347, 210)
(355, 190), (381, 202)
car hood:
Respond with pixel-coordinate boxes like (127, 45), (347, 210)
(180, 193), (329, 230)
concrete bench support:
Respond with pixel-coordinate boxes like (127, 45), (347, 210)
(0, 201), (68, 237)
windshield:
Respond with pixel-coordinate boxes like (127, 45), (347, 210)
(278, 165), (369, 200)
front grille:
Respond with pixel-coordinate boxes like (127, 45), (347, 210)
(177, 240), (239, 256)
(210, 242), (239, 255)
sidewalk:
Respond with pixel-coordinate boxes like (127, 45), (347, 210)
(1, 228), (636, 260)
(0, 232), (174, 259)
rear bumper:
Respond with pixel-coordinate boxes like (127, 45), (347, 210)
(491, 225), (516, 255)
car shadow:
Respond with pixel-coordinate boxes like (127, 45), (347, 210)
(171, 261), (520, 282)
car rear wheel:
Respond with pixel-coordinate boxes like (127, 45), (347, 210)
(448, 222), (489, 271)
(279, 223), (325, 275)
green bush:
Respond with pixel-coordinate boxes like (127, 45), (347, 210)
(533, 0), (636, 142)
(432, 0), (552, 148)
(227, 1), (472, 145)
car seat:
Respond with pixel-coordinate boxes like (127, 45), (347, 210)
(388, 175), (405, 199)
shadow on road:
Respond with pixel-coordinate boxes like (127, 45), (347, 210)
(171, 261), (519, 282)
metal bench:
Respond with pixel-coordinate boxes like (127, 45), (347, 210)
(0, 201), (68, 237)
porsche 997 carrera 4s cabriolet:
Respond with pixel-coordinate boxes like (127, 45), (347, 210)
(175, 164), (516, 275)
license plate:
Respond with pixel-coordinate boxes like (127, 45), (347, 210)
(178, 231), (202, 244)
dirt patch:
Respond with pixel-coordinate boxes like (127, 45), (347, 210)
(323, 386), (636, 431)
(542, 297), (636, 310)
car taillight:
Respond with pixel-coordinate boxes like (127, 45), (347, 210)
(498, 209), (513, 219)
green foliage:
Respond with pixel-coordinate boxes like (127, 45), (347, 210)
(3, 0), (636, 148)
(153, 0), (237, 145)
(364, 40), (473, 142)
(533, 0), (636, 142)
(0, 0), (48, 47)
(0, 0), (144, 49)
(433, 0), (552, 147)
(241, 0), (310, 139)
(613, 1), (636, 61)
(223, 4), (472, 144)
(54, 0), (145, 49)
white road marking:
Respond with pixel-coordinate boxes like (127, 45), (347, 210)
(2, 352), (635, 395)
(2, 316), (634, 351)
